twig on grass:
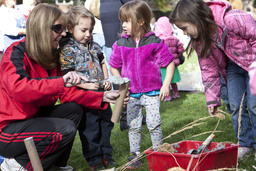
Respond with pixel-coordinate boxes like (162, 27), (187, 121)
(117, 115), (225, 171)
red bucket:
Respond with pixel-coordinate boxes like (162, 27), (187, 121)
(144, 140), (238, 171)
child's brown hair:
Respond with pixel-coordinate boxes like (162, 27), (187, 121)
(118, 0), (152, 39)
(66, 5), (95, 29)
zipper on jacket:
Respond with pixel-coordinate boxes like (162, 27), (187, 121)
(135, 38), (141, 92)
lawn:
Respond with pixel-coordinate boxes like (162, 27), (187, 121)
(68, 91), (256, 171)
(68, 50), (255, 171)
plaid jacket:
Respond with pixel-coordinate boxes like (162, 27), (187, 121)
(198, 0), (256, 107)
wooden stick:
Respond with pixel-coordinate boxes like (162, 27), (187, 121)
(24, 137), (43, 171)
(111, 82), (130, 123)
(186, 155), (194, 171)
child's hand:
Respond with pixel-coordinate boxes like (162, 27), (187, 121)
(86, 83), (100, 90)
(103, 81), (112, 91)
(78, 83), (100, 90)
(159, 84), (170, 101)
(208, 106), (218, 117)
(102, 90), (130, 104)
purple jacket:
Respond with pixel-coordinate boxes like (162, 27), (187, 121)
(109, 32), (173, 94)
(198, 1), (256, 107)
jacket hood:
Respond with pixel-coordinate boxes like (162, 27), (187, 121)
(155, 16), (173, 39)
(206, 0), (232, 25)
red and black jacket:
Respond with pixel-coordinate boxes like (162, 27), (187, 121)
(0, 39), (107, 130)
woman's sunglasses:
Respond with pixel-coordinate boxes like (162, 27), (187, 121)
(51, 24), (64, 34)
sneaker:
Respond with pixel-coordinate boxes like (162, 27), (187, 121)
(164, 96), (171, 102)
(1, 158), (27, 171)
(90, 163), (105, 171)
(172, 94), (180, 100)
(125, 152), (142, 169)
(238, 147), (254, 160)
(103, 158), (118, 167)
(48, 165), (73, 171)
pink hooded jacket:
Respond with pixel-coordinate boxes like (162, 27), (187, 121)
(198, 0), (256, 107)
(155, 16), (184, 66)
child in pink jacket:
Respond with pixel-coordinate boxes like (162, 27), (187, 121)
(155, 16), (185, 101)
(170, 0), (256, 160)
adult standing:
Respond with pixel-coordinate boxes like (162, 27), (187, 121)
(0, 3), (126, 171)
(0, 0), (27, 52)
(100, 0), (130, 70)
(100, 0), (131, 131)
(84, 0), (105, 50)
(16, 0), (37, 20)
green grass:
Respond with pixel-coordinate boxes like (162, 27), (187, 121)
(68, 91), (255, 171)
(68, 48), (253, 170)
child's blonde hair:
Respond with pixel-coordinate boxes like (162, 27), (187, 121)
(66, 5), (95, 29)
(119, 0), (152, 38)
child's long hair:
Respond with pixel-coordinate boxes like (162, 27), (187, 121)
(118, 0), (152, 39)
(170, 0), (220, 58)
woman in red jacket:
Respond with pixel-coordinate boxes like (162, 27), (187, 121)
(0, 3), (124, 171)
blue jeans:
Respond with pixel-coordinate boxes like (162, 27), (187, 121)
(220, 74), (231, 113)
(93, 33), (105, 50)
(227, 61), (256, 148)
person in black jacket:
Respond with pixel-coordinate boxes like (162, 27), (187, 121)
(100, 0), (131, 131)
(100, 0), (149, 132)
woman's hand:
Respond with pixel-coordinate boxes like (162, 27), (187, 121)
(102, 90), (129, 104)
(63, 71), (82, 87)
(208, 106), (218, 116)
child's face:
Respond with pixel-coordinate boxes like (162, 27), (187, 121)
(122, 19), (132, 36)
(175, 21), (198, 39)
(70, 17), (94, 44)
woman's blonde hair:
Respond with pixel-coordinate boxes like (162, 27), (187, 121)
(25, 3), (66, 69)
(119, 0), (152, 38)
(66, 5), (95, 29)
